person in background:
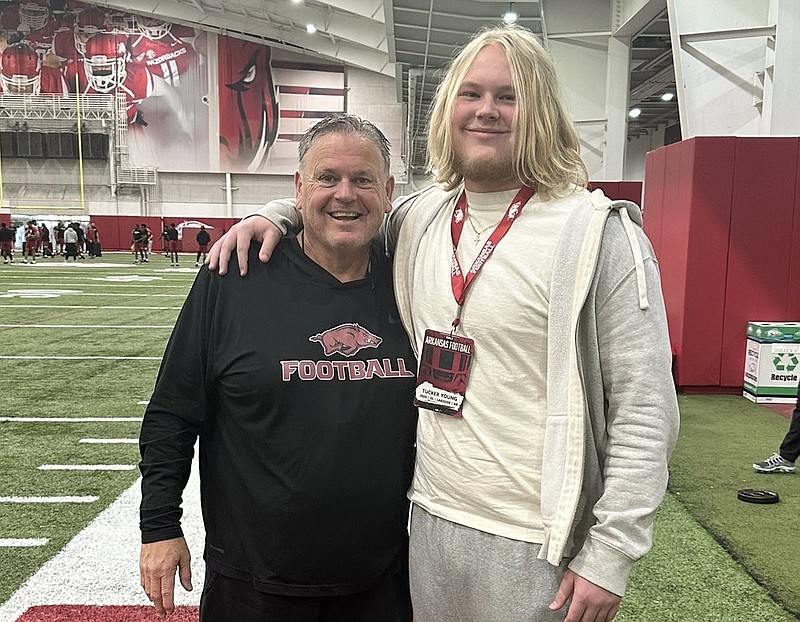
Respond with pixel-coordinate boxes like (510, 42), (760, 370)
(208, 24), (679, 622)
(86, 222), (100, 258)
(132, 223), (147, 264)
(144, 223), (153, 261)
(753, 380), (799, 473)
(75, 222), (86, 259)
(165, 222), (180, 266)
(139, 114), (416, 622)
(0, 222), (14, 264)
(63, 222), (79, 261)
(22, 220), (39, 264)
(39, 222), (53, 258)
(195, 225), (211, 267)
(54, 221), (65, 255)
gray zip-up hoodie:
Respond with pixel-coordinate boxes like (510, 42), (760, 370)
(386, 184), (679, 597)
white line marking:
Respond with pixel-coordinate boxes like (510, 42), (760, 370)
(38, 465), (137, 471)
(0, 538), (48, 547)
(0, 417), (142, 422)
(1, 282), (182, 289)
(137, 400), (149, 405)
(0, 305), (182, 310)
(0, 324), (172, 329)
(0, 460), (203, 617)
(79, 439), (138, 444)
(0, 496), (99, 503)
(0, 292), (185, 298)
(0, 356), (162, 360)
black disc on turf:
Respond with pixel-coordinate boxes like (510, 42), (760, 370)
(737, 489), (780, 504)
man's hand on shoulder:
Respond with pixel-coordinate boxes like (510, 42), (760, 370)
(140, 537), (193, 618)
(205, 216), (282, 276)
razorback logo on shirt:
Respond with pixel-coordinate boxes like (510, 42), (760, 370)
(280, 323), (413, 382)
(309, 323), (382, 357)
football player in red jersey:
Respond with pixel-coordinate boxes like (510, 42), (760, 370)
(52, 5), (111, 91)
(0, 41), (67, 94)
(0, 0), (49, 33)
(83, 31), (192, 135)
(0, 0), (57, 61)
(128, 16), (197, 88)
(82, 32), (153, 123)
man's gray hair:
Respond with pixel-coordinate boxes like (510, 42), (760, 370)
(298, 113), (391, 175)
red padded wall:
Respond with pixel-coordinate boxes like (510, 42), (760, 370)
(589, 181), (643, 204)
(643, 136), (800, 389)
(790, 148), (800, 316)
(720, 137), (799, 386)
(680, 138), (735, 386)
(89, 216), (239, 251)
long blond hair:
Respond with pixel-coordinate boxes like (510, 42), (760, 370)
(426, 24), (587, 199)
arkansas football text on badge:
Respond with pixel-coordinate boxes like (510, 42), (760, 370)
(414, 329), (474, 417)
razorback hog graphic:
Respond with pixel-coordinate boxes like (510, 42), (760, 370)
(309, 323), (382, 357)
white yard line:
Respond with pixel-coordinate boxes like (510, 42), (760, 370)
(0, 458), (204, 621)
(0, 497), (98, 504)
(79, 439), (138, 444)
(0, 293), (185, 298)
(0, 283), (187, 289)
(0, 539), (48, 548)
(0, 417), (142, 422)
(0, 356), (162, 360)
(0, 324), (172, 329)
(0, 305), (182, 310)
(38, 465), (137, 471)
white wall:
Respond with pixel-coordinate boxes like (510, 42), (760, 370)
(624, 126), (665, 180)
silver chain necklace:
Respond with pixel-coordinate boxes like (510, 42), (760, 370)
(465, 216), (495, 244)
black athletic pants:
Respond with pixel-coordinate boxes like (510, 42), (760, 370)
(779, 382), (800, 462)
(199, 567), (412, 622)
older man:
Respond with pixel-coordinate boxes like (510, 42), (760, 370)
(139, 114), (417, 622)
(209, 24), (679, 622)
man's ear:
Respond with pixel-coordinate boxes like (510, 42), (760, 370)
(294, 171), (304, 210)
(384, 175), (395, 213)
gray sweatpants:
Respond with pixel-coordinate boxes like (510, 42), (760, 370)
(409, 505), (571, 622)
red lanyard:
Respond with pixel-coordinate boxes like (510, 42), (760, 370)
(449, 186), (534, 331)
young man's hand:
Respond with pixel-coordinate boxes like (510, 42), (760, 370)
(206, 216), (282, 276)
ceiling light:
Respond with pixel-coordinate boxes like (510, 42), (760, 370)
(503, 3), (517, 23)
(628, 108), (642, 118)
(306, 23), (317, 34)
(661, 92), (675, 101)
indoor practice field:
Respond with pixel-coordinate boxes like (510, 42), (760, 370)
(0, 252), (798, 621)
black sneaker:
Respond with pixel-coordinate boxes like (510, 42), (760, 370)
(753, 453), (796, 473)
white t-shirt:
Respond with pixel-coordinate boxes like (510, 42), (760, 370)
(408, 188), (576, 543)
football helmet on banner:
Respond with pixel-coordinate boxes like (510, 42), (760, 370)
(84, 33), (128, 92)
(0, 43), (41, 94)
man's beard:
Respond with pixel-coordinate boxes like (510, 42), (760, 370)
(453, 150), (517, 189)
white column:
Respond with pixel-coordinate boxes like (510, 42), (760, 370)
(542, 0), (613, 179)
(667, 0), (776, 136)
(767, 0), (800, 133)
(604, 36), (631, 179)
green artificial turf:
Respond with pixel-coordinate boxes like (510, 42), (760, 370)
(619, 493), (798, 621)
(2, 255), (799, 620)
(666, 395), (800, 618)
(0, 254), (195, 604)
